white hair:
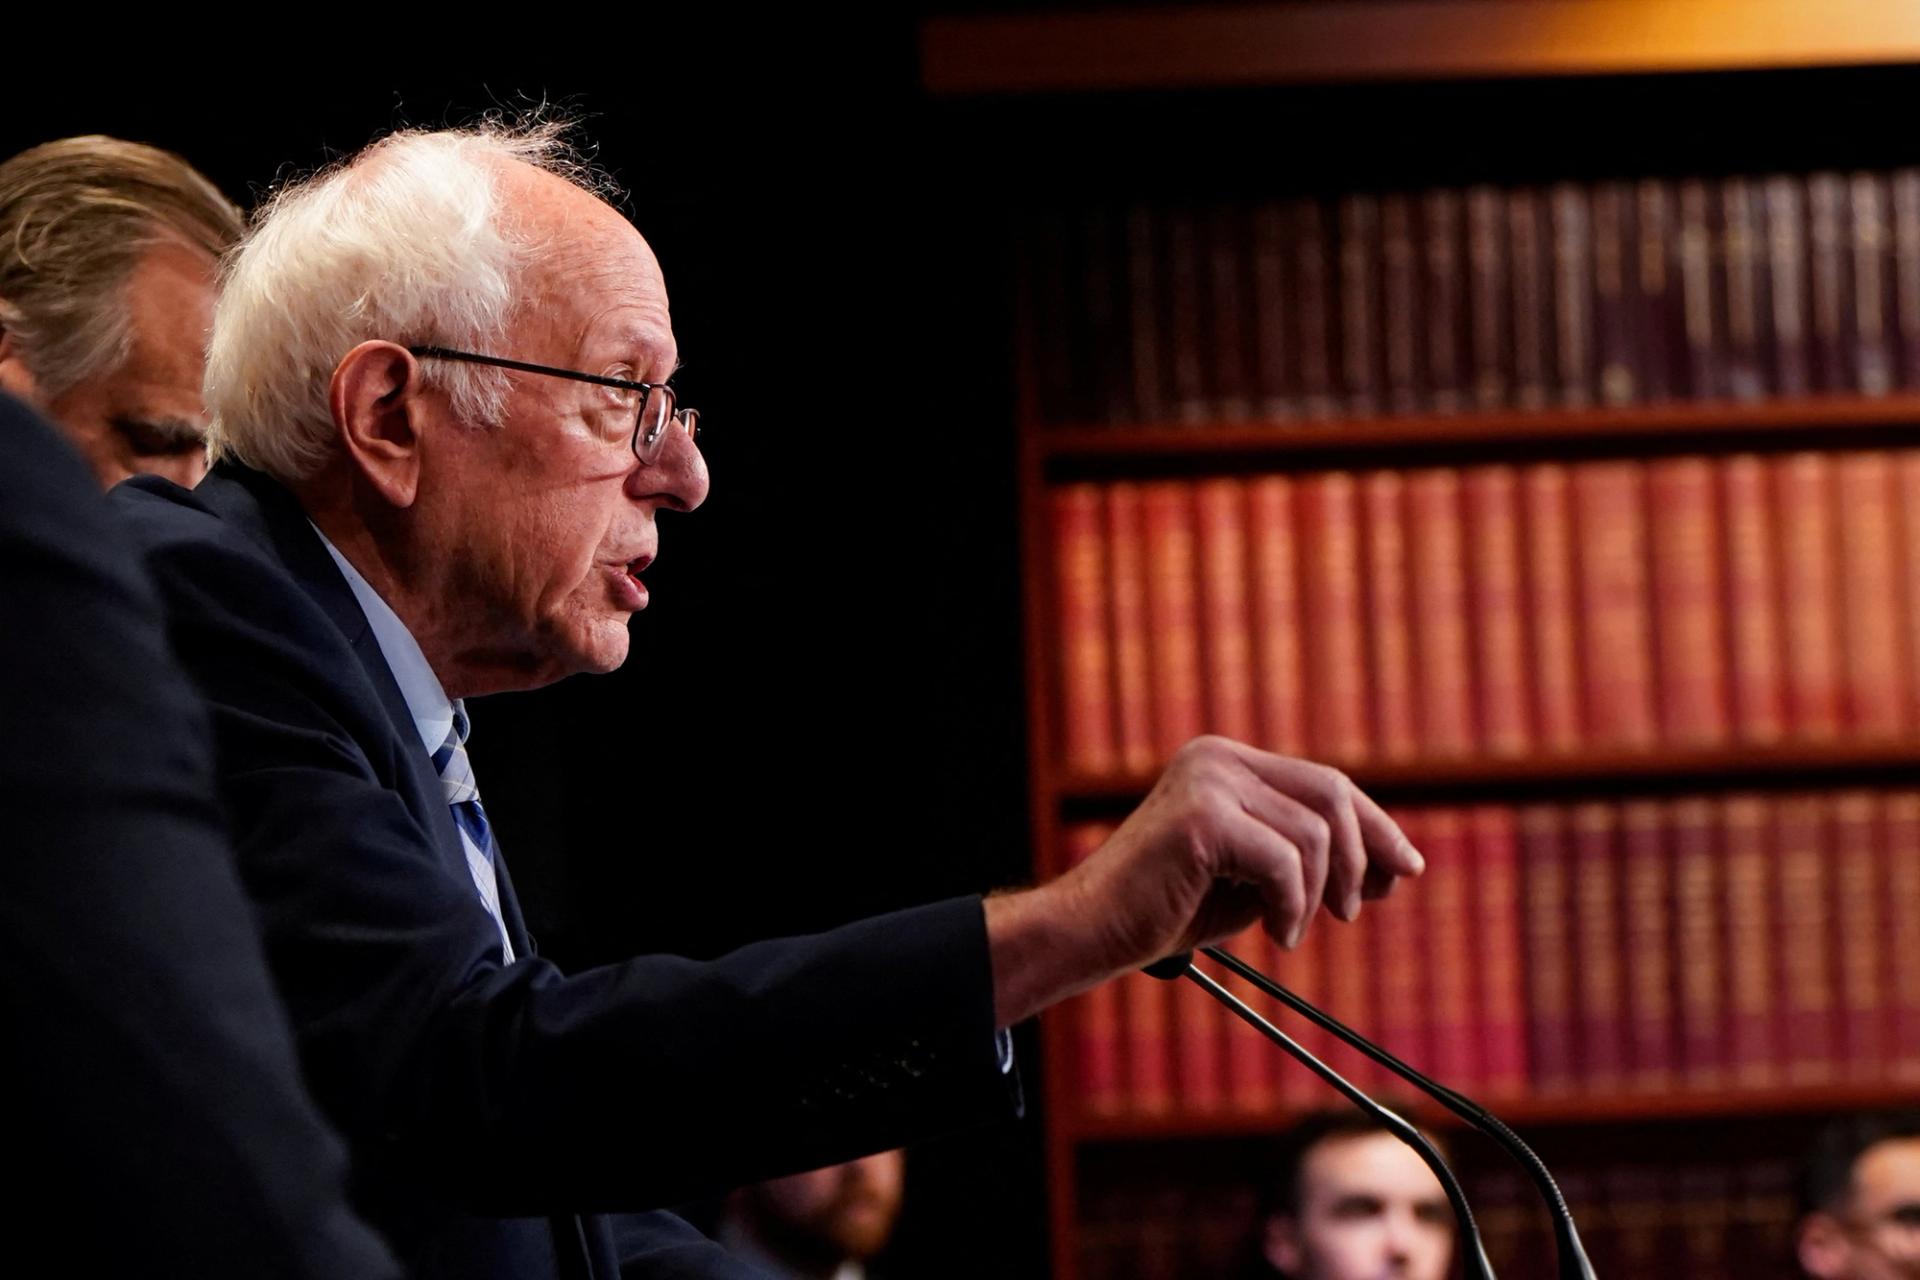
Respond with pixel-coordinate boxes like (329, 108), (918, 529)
(203, 119), (618, 481)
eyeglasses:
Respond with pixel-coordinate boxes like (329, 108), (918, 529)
(408, 346), (701, 464)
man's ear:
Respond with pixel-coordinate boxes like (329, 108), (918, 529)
(0, 311), (42, 405)
(1264, 1214), (1303, 1277)
(1797, 1211), (1849, 1279)
(331, 340), (425, 508)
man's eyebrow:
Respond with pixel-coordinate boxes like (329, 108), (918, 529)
(114, 415), (207, 447)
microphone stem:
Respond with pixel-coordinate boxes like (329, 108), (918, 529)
(1179, 963), (1500, 1280)
(1201, 945), (1597, 1280)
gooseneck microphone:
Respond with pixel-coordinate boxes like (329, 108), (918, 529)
(1200, 945), (1597, 1280)
(1149, 945), (1600, 1280)
(1146, 952), (1500, 1280)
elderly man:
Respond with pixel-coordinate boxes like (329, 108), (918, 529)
(0, 135), (239, 488)
(112, 119), (1423, 1280)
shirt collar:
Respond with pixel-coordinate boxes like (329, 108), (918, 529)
(310, 522), (460, 757)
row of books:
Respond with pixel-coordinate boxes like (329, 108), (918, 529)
(1078, 1157), (1800, 1280)
(1051, 452), (1920, 773)
(1027, 169), (1920, 427)
(1062, 786), (1920, 1116)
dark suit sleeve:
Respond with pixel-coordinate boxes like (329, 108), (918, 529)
(0, 397), (401, 1278)
(115, 483), (1019, 1219)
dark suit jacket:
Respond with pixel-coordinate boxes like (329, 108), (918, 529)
(112, 461), (1019, 1279)
(0, 397), (400, 1277)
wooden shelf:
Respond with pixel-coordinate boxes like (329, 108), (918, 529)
(1063, 1081), (1920, 1143)
(923, 1), (1920, 97)
(1034, 394), (1920, 476)
(1056, 741), (1920, 808)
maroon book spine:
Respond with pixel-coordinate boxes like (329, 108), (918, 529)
(1339, 193), (1383, 418)
(1721, 177), (1767, 401)
(1635, 179), (1680, 402)
(1205, 204), (1253, 421)
(1764, 176), (1812, 397)
(1519, 804), (1577, 1092)
(1851, 171), (1896, 395)
(1508, 187), (1550, 410)
(1808, 173), (1854, 393)
(1592, 181), (1638, 406)
(1422, 188), (1467, 413)
(1550, 182), (1595, 408)
(1250, 200), (1296, 419)
(1467, 186), (1510, 410)
(1295, 198), (1338, 419)
(1125, 204), (1166, 421)
(1382, 192), (1423, 415)
(1892, 170), (1920, 389)
(1669, 796), (1726, 1087)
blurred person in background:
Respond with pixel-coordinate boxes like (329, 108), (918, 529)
(1256, 1112), (1454, 1280)
(0, 135), (240, 488)
(1797, 1111), (1920, 1279)
(715, 1151), (906, 1280)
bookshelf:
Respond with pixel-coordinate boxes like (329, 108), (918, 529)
(933, 6), (1920, 1278)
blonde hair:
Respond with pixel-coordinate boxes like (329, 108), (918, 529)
(0, 135), (242, 399)
(203, 118), (619, 482)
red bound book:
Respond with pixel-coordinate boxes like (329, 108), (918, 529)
(1900, 454), (1920, 733)
(1206, 204), (1253, 422)
(1835, 451), (1907, 739)
(1721, 177), (1767, 401)
(1407, 468), (1476, 758)
(1464, 465), (1532, 758)
(1508, 187), (1550, 411)
(1893, 171), (1920, 389)
(1105, 483), (1157, 776)
(1124, 204), (1167, 421)
(1570, 802), (1627, 1090)
(1194, 478), (1257, 742)
(1319, 902), (1381, 1090)
(1367, 809), (1428, 1082)
(1808, 173), (1854, 394)
(1294, 198), (1339, 419)
(1360, 471), (1418, 761)
(1223, 923), (1277, 1114)
(1592, 182), (1637, 406)
(1720, 455), (1788, 744)
(1467, 186), (1510, 409)
(1721, 794), (1783, 1087)
(1248, 476), (1308, 755)
(1277, 915), (1331, 1105)
(1518, 804), (1577, 1093)
(1121, 965), (1174, 1113)
(1298, 472), (1370, 762)
(1165, 207), (1211, 424)
(1421, 188), (1467, 413)
(1550, 182), (1595, 408)
(1676, 179), (1724, 401)
(1772, 453), (1843, 741)
(1647, 456), (1731, 747)
(1774, 793), (1838, 1084)
(1851, 172), (1896, 396)
(1065, 823), (1124, 1113)
(1142, 481), (1205, 761)
(1051, 485), (1117, 775)
(1421, 808), (1481, 1089)
(1338, 193), (1383, 418)
(1668, 796), (1726, 1088)
(1572, 461), (1658, 750)
(1634, 179), (1681, 402)
(1829, 791), (1887, 1081)
(1519, 464), (1584, 752)
(1764, 176), (1812, 398)
(1883, 791), (1920, 1083)
(1382, 192), (1423, 414)
(1369, 808), (1430, 1072)
(1250, 201), (1296, 419)
(1619, 800), (1677, 1091)
(1469, 805), (1529, 1097)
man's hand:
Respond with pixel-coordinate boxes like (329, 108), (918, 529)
(984, 736), (1425, 1027)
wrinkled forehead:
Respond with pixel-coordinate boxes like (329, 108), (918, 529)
(506, 163), (676, 370)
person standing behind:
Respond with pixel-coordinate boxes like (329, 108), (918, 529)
(715, 1152), (907, 1280)
(0, 135), (241, 488)
(1257, 1113), (1455, 1280)
(1796, 1111), (1920, 1279)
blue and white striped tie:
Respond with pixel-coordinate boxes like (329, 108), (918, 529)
(433, 703), (514, 962)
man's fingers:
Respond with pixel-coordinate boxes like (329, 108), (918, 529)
(1227, 741), (1418, 916)
(1215, 807), (1310, 948)
(1234, 783), (1336, 925)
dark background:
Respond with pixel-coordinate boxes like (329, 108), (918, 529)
(13, 20), (1920, 1277)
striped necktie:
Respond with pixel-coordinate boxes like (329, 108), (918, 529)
(432, 703), (514, 962)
